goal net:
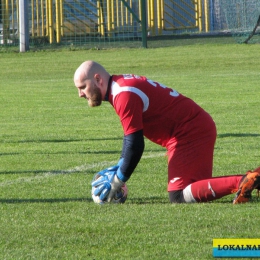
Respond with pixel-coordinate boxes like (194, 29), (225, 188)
(213, 0), (260, 43)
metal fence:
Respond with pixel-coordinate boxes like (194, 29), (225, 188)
(1, 0), (260, 50)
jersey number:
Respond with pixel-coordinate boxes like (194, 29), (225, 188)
(147, 79), (179, 97)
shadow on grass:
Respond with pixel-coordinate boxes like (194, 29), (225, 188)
(127, 198), (260, 205)
(3, 137), (122, 144)
(0, 197), (92, 204)
(1, 196), (258, 205)
(0, 150), (120, 157)
(0, 196), (169, 205)
(218, 133), (260, 138)
(127, 197), (235, 204)
(0, 153), (21, 156)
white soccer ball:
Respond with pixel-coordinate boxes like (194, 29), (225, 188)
(91, 175), (128, 204)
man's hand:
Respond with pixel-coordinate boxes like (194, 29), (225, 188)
(95, 165), (119, 177)
(91, 166), (124, 202)
(106, 174), (124, 202)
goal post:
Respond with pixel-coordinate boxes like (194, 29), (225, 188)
(19, 0), (29, 51)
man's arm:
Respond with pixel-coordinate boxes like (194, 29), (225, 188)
(91, 130), (144, 202)
(117, 129), (145, 181)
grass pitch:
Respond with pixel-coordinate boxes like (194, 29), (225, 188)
(0, 39), (260, 259)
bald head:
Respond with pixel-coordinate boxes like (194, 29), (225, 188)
(74, 61), (111, 103)
(74, 60), (109, 85)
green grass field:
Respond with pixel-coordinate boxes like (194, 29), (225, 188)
(1, 39), (260, 259)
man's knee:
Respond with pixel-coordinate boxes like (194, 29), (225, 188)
(169, 186), (197, 203)
(169, 190), (186, 203)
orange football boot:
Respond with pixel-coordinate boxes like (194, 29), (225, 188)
(233, 167), (260, 204)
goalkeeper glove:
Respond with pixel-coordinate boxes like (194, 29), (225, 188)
(91, 159), (125, 202)
(94, 158), (124, 177)
(92, 170), (124, 202)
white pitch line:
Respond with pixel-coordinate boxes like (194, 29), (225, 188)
(0, 152), (166, 187)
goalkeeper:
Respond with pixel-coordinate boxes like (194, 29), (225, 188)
(73, 60), (260, 204)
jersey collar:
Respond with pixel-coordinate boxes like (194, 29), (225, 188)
(105, 76), (112, 101)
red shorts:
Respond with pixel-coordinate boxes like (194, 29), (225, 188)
(167, 111), (217, 191)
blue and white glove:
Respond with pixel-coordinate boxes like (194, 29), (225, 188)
(91, 159), (125, 202)
(92, 169), (124, 202)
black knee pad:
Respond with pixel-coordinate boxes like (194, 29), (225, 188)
(169, 190), (185, 203)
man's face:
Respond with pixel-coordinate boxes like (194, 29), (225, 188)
(77, 80), (102, 107)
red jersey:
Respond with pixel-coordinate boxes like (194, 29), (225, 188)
(107, 74), (213, 150)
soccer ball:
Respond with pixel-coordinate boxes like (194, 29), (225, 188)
(91, 183), (128, 204)
(91, 174), (128, 204)
(91, 184), (128, 204)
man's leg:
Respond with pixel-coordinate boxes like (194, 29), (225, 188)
(171, 169), (260, 203)
(166, 110), (250, 203)
(169, 175), (242, 203)
(182, 175), (243, 202)
(167, 111), (217, 195)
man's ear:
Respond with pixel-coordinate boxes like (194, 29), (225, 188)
(94, 73), (101, 83)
